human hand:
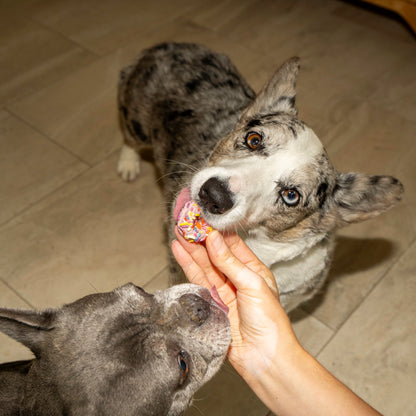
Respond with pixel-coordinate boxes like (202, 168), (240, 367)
(171, 229), (298, 381)
(172, 230), (382, 416)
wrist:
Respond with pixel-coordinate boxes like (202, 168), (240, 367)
(231, 333), (307, 412)
(240, 342), (382, 416)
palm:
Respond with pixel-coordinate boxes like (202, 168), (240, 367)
(171, 230), (279, 368)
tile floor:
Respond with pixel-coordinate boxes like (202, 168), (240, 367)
(0, 0), (415, 414)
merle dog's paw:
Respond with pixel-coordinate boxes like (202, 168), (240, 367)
(117, 145), (140, 181)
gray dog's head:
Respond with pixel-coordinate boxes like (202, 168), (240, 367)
(0, 283), (230, 415)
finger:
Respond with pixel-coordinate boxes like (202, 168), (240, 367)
(223, 232), (262, 266)
(174, 226), (203, 255)
(174, 228), (227, 287)
(171, 240), (210, 289)
(224, 233), (274, 273)
(222, 233), (279, 296)
(206, 231), (265, 292)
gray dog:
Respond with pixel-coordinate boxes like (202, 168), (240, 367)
(0, 283), (230, 415)
(117, 42), (403, 311)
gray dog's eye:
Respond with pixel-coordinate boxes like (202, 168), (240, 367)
(178, 350), (189, 386)
(281, 189), (300, 206)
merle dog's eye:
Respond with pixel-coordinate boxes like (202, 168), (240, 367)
(177, 350), (189, 386)
(281, 189), (300, 206)
(245, 132), (262, 150)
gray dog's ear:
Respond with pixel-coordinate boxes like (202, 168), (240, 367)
(332, 173), (404, 225)
(0, 308), (56, 356)
(241, 56), (300, 120)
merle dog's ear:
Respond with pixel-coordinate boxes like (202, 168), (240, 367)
(0, 308), (56, 356)
(241, 56), (300, 120)
(333, 173), (404, 225)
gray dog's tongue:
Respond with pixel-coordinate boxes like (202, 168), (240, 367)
(210, 286), (229, 314)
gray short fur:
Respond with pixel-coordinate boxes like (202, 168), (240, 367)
(0, 283), (230, 415)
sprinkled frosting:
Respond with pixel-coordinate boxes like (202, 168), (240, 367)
(177, 201), (213, 243)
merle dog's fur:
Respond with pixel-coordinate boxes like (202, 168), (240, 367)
(0, 283), (230, 415)
(117, 42), (403, 311)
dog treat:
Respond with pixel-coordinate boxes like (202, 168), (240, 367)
(177, 201), (213, 243)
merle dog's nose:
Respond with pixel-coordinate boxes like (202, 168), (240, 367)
(198, 177), (234, 215)
(180, 294), (210, 325)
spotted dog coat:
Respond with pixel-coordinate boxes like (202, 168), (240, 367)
(118, 43), (403, 311)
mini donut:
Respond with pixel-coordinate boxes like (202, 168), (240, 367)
(177, 201), (213, 243)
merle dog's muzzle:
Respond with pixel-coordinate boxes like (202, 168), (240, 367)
(198, 177), (234, 215)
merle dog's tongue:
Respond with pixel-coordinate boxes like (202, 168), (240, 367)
(174, 187), (191, 221)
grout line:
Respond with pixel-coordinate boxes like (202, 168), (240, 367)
(3, 108), (92, 167)
(2, 20), (101, 107)
(29, 16), (101, 57)
(315, 235), (416, 358)
(0, 167), (89, 231)
(0, 146), (123, 231)
(85, 279), (99, 293)
(0, 277), (35, 309)
(143, 265), (169, 291)
(298, 306), (334, 334)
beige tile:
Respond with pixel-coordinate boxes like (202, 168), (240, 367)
(0, 11), (96, 106)
(0, 111), (88, 226)
(303, 102), (416, 329)
(216, 0), (414, 82)
(0, 280), (34, 363)
(202, 0), (339, 55)
(317, 240), (416, 416)
(369, 55), (416, 124)
(144, 267), (170, 293)
(326, 102), (415, 229)
(289, 309), (334, 357)
(7, 54), (123, 166)
(0, 153), (167, 308)
(274, 15), (414, 139)
(323, 29), (415, 86)
(184, 361), (269, 416)
(296, 67), (373, 140)
(185, 0), (263, 31)
(5, 21), (189, 167)
(31, 0), (205, 55)
(0, 0), (51, 15)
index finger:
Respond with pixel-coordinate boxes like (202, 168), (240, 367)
(223, 233), (278, 295)
(206, 231), (268, 293)
(174, 227), (227, 288)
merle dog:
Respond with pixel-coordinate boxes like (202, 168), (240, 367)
(117, 42), (403, 311)
(0, 283), (230, 415)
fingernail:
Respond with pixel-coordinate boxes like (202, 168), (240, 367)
(209, 230), (224, 252)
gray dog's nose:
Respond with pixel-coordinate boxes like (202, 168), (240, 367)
(198, 177), (234, 215)
(180, 294), (210, 325)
